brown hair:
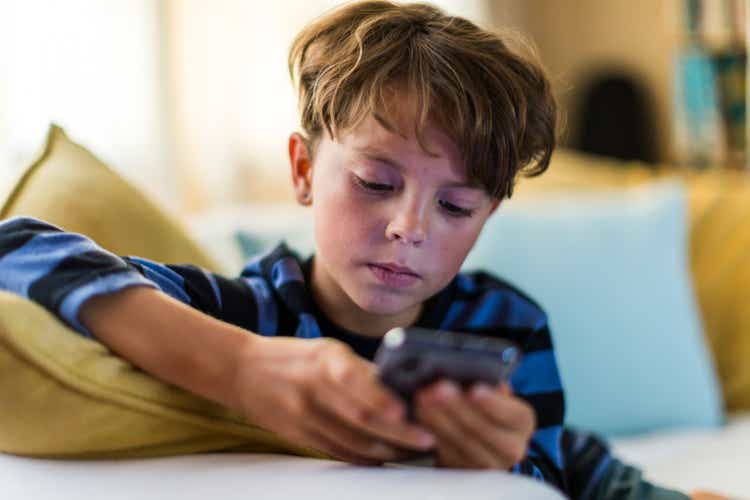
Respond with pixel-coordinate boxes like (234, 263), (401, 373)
(289, 1), (557, 200)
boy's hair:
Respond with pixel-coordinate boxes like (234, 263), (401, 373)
(288, 0), (557, 200)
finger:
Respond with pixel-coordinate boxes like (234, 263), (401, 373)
(312, 378), (437, 452)
(302, 426), (387, 466)
(438, 390), (527, 467)
(300, 405), (404, 463)
(320, 354), (436, 448)
(469, 383), (536, 435)
(433, 433), (478, 469)
(415, 382), (500, 469)
(325, 353), (405, 421)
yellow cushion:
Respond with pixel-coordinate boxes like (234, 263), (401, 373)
(518, 150), (750, 412)
(0, 124), (220, 272)
(0, 290), (329, 459)
(687, 170), (750, 411)
(0, 124), (330, 459)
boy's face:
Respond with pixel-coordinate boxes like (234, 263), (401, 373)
(289, 105), (499, 333)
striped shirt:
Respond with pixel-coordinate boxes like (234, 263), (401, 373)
(0, 217), (689, 500)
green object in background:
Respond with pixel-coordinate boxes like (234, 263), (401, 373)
(714, 48), (747, 166)
(673, 45), (725, 167)
(234, 231), (266, 260)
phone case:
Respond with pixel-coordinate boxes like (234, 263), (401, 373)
(374, 327), (522, 419)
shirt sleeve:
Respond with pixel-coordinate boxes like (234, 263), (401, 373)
(0, 216), (261, 338)
(561, 428), (690, 500)
(507, 317), (567, 491)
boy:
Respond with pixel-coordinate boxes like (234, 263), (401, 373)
(0, 2), (719, 499)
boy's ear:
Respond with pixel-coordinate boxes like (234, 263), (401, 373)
(488, 199), (501, 216)
(288, 132), (313, 206)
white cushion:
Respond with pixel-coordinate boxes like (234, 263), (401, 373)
(0, 453), (564, 500)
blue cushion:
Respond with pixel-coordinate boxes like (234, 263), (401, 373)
(462, 180), (724, 436)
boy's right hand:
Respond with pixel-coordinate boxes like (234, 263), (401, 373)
(231, 336), (437, 465)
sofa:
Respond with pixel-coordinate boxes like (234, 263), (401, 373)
(0, 125), (748, 499)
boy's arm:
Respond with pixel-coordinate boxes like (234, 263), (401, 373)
(562, 428), (691, 500)
(79, 286), (255, 409)
(0, 216), (261, 337)
(0, 216), (261, 409)
(0, 216), (438, 464)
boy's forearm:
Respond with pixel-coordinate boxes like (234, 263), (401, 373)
(79, 286), (257, 410)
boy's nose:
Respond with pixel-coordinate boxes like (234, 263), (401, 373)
(385, 210), (427, 246)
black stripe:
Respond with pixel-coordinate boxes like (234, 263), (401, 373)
(459, 271), (547, 313)
(444, 299), (480, 329)
(130, 259), (259, 334)
(525, 453), (566, 493)
(0, 217), (61, 261)
(462, 325), (553, 353)
(210, 277), (259, 332)
(521, 391), (565, 429)
(164, 264), (222, 317)
(28, 250), (132, 310)
(519, 460), (535, 475)
(276, 279), (307, 316)
(419, 277), (459, 330)
(561, 428), (612, 499)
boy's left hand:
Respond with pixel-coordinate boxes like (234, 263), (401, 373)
(413, 379), (536, 469)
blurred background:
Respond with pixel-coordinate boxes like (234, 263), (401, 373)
(2, 4), (750, 492)
(0, 0), (746, 213)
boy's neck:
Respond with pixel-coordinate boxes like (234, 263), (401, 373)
(309, 257), (422, 339)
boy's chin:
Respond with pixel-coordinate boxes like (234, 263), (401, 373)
(352, 290), (422, 319)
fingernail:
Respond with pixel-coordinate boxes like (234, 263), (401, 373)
(417, 430), (436, 448)
(472, 383), (492, 399)
(436, 381), (459, 400)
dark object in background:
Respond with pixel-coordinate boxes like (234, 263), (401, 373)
(575, 73), (658, 164)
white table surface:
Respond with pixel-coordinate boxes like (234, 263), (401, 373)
(0, 452), (564, 500)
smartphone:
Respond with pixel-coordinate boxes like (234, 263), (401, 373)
(374, 327), (522, 419)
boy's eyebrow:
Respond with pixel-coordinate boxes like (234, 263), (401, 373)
(354, 146), (477, 189)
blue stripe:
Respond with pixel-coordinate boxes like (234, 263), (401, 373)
(270, 256), (304, 290)
(243, 277), (277, 335)
(128, 257), (191, 305)
(0, 232), (106, 297)
(528, 425), (564, 470)
(240, 253), (265, 276)
(530, 465), (544, 481)
(455, 274), (478, 294)
(465, 289), (546, 330)
(59, 272), (157, 338)
(510, 350), (562, 395)
(440, 300), (468, 329)
(202, 268), (223, 311)
(510, 461), (544, 482)
(295, 313), (322, 339)
(580, 454), (613, 500)
(571, 432), (590, 457)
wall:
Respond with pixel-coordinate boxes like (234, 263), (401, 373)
(491, 0), (681, 162)
(162, 0), (490, 211)
(0, 0), (173, 207)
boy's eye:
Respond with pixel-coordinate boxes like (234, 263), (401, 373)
(353, 174), (474, 217)
(439, 199), (474, 217)
(354, 175), (393, 192)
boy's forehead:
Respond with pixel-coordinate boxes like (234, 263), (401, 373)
(341, 112), (469, 181)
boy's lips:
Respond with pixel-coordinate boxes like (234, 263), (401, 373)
(371, 262), (420, 276)
(367, 263), (421, 288)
